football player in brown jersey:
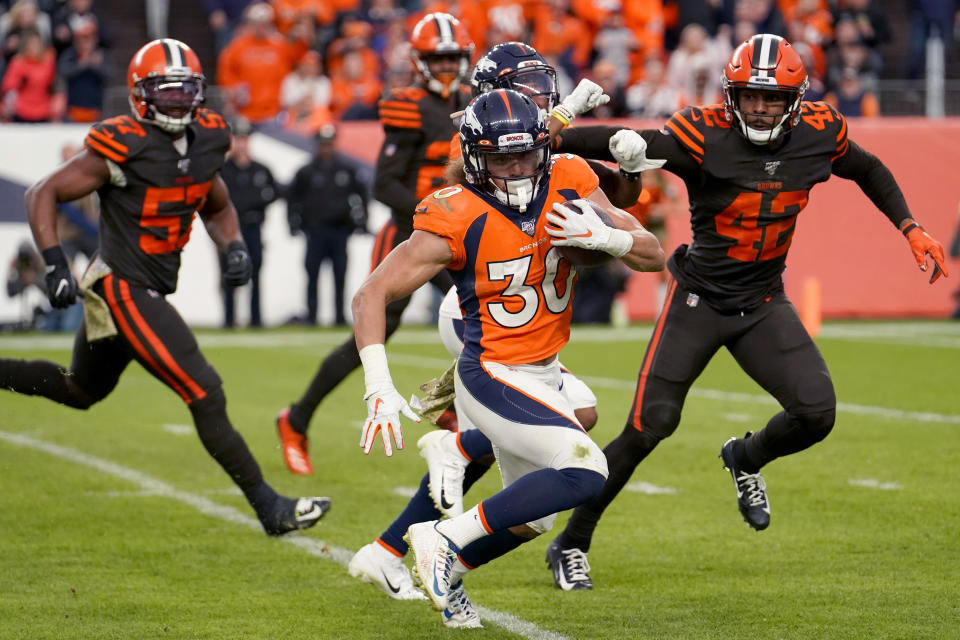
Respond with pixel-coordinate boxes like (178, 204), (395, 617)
(544, 33), (950, 590)
(275, 12), (477, 475)
(0, 39), (330, 536)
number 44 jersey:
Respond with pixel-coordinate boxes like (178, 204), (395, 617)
(83, 109), (231, 295)
(649, 101), (848, 313)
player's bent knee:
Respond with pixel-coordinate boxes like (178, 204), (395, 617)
(63, 377), (103, 410)
(558, 467), (607, 504)
(638, 401), (682, 440)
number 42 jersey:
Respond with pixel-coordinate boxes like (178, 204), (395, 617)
(83, 109), (231, 295)
(647, 101), (848, 312)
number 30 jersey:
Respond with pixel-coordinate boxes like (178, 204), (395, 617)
(414, 154), (599, 364)
(83, 109), (231, 294)
(646, 101), (848, 312)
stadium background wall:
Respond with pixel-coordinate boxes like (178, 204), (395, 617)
(0, 118), (957, 327)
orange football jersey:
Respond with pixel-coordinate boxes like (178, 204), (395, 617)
(414, 154), (599, 364)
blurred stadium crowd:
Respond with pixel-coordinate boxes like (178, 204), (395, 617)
(1, 0), (958, 131)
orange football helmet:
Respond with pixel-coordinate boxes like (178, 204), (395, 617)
(127, 39), (205, 133)
(410, 12), (474, 98)
(722, 33), (808, 145)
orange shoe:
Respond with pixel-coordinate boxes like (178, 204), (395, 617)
(435, 408), (459, 432)
(276, 408), (313, 475)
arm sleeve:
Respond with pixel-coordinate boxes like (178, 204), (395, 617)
(373, 128), (422, 218)
(831, 138), (911, 228)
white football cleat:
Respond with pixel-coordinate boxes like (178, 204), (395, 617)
(405, 520), (460, 611)
(348, 542), (427, 601)
(418, 430), (468, 518)
(442, 580), (482, 628)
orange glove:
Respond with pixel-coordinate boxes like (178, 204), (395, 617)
(902, 221), (949, 284)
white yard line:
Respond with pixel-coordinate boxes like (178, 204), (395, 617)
(0, 429), (568, 640)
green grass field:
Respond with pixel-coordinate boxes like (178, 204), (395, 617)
(1, 321), (958, 640)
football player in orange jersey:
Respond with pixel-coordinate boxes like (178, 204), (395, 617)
(0, 39), (330, 536)
(352, 89), (664, 625)
(345, 42), (633, 617)
(544, 33), (950, 590)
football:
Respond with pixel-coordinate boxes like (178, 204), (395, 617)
(553, 199), (616, 267)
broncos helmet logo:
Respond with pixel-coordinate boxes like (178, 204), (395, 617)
(462, 104), (484, 136)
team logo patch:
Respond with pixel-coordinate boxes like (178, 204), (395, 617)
(686, 292), (699, 308)
(177, 158), (191, 174)
(763, 161), (781, 175)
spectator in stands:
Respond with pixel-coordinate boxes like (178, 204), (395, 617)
(783, 0), (833, 47)
(826, 16), (883, 92)
(57, 16), (111, 123)
(272, 0), (334, 37)
(531, 0), (592, 81)
(585, 59), (629, 118)
(623, 0), (666, 73)
(594, 12), (639, 88)
(287, 124), (369, 326)
(203, 0), (253, 54)
(626, 55), (681, 118)
(824, 66), (881, 116)
(832, 0), (890, 50)
(219, 119), (278, 328)
(666, 23), (726, 105)
(217, 2), (300, 123)
(1, 28), (61, 122)
(731, 0), (787, 39)
(0, 0), (52, 64)
(950, 204), (960, 319)
(280, 49), (332, 136)
(51, 0), (113, 55)
(662, 0), (724, 51)
(329, 48), (382, 120)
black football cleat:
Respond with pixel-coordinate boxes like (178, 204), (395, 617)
(545, 539), (593, 591)
(260, 495), (331, 536)
(720, 433), (770, 531)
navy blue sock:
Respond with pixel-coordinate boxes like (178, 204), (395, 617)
(378, 473), (440, 555)
(458, 429), (493, 460)
(480, 467), (606, 531)
(459, 529), (527, 569)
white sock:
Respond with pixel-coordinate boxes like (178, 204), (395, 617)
(436, 505), (489, 549)
(449, 559), (471, 585)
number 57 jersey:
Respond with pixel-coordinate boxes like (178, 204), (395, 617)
(83, 109), (231, 295)
(649, 101), (849, 313)
(413, 154), (598, 365)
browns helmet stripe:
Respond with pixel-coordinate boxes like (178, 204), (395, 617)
(432, 13), (453, 43)
(161, 38), (185, 68)
(751, 34), (780, 79)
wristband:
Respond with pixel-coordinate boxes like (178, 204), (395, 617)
(605, 228), (634, 258)
(550, 104), (574, 127)
(226, 240), (246, 253)
(41, 245), (68, 268)
(901, 222), (920, 237)
(359, 343), (392, 394)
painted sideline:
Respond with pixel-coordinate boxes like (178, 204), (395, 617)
(0, 430), (568, 640)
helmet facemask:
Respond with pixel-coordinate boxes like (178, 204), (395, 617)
(465, 146), (550, 213)
(477, 68), (559, 112)
(723, 82), (806, 145)
(414, 50), (472, 98)
(133, 73), (205, 133)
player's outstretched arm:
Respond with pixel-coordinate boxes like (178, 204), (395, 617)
(832, 139), (949, 284)
(25, 150), (110, 308)
(352, 231), (452, 457)
(586, 159), (642, 209)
